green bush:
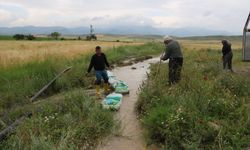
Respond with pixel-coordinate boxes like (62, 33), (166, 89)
(216, 73), (250, 97)
(0, 92), (114, 150)
(137, 49), (250, 149)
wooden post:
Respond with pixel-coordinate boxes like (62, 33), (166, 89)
(0, 113), (32, 141)
(30, 67), (72, 102)
(0, 67), (72, 142)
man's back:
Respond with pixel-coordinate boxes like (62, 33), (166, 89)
(166, 40), (183, 59)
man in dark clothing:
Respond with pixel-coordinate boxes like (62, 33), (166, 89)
(161, 36), (183, 85)
(221, 40), (233, 71)
(87, 46), (110, 96)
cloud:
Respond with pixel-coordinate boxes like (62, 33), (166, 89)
(0, 0), (249, 34)
(0, 9), (13, 21)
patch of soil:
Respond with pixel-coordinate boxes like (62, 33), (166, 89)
(234, 67), (250, 76)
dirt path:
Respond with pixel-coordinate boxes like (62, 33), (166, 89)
(234, 67), (250, 76)
(97, 58), (160, 150)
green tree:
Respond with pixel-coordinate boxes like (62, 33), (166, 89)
(13, 34), (25, 40)
(26, 34), (36, 40)
(50, 32), (61, 40)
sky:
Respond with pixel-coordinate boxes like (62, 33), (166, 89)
(0, 0), (249, 34)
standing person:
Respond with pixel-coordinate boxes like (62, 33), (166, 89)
(87, 46), (110, 97)
(221, 40), (233, 71)
(161, 36), (183, 85)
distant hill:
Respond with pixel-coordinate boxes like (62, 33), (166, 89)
(0, 26), (235, 37)
(0, 26), (89, 35)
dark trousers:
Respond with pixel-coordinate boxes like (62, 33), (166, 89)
(223, 52), (233, 70)
(95, 70), (109, 85)
(169, 58), (183, 85)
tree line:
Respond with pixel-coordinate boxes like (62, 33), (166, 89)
(13, 32), (97, 41)
(13, 32), (61, 40)
(13, 34), (36, 40)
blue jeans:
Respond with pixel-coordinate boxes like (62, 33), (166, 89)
(95, 70), (109, 85)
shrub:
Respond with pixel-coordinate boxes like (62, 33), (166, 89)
(137, 49), (250, 149)
(13, 34), (25, 40)
(0, 92), (114, 150)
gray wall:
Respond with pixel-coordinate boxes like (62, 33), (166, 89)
(244, 32), (250, 61)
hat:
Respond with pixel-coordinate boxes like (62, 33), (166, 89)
(222, 39), (231, 46)
(163, 35), (173, 41)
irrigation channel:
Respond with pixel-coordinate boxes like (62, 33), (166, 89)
(98, 57), (165, 150)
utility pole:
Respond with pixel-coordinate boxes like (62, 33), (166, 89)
(86, 25), (97, 41)
(90, 25), (94, 36)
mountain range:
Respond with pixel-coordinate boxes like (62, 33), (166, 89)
(0, 26), (235, 37)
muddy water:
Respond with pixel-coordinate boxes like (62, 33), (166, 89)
(97, 57), (162, 150)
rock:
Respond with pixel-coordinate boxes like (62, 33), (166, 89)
(131, 67), (137, 70)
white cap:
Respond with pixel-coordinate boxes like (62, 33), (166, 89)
(163, 35), (173, 41)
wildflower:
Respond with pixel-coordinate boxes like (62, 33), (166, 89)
(44, 116), (49, 122)
(177, 107), (183, 113)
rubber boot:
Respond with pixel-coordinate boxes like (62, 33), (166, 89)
(104, 83), (110, 95)
(96, 85), (101, 98)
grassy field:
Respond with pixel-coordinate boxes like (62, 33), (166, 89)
(136, 41), (250, 149)
(0, 35), (247, 149)
(180, 39), (242, 51)
(0, 40), (142, 67)
(0, 41), (163, 149)
(0, 35), (14, 40)
(0, 34), (242, 67)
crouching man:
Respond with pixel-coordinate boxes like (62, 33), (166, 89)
(161, 36), (183, 85)
(87, 46), (110, 97)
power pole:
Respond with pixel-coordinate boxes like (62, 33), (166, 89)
(90, 25), (94, 36)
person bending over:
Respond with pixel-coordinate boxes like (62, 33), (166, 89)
(161, 36), (183, 85)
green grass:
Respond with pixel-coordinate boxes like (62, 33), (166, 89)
(136, 49), (250, 149)
(0, 42), (163, 149)
(0, 42), (162, 115)
(0, 35), (14, 40)
(0, 91), (114, 149)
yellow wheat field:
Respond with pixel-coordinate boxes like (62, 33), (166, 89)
(0, 39), (242, 67)
(180, 40), (242, 50)
(0, 41), (142, 67)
